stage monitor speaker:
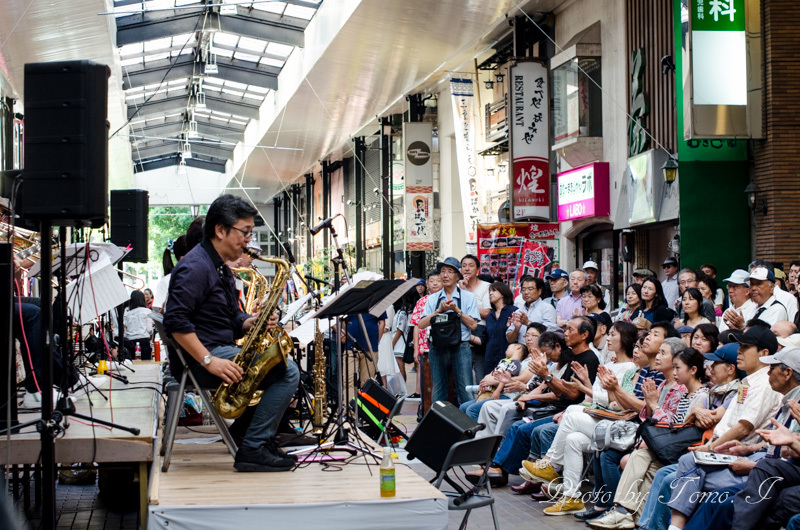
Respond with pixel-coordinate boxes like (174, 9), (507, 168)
(405, 401), (479, 471)
(18, 60), (110, 228)
(111, 189), (149, 263)
(351, 379), (396, 436)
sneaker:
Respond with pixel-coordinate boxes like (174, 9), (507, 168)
(520, 459), (561, 484)
(407, 393), (421, 399)
(587, 508), (635, 529)
(574, 507), (609, 521)
(22, 391), (44, 409)
(234, 445), (294, 472)
(543, 496), (585, 516)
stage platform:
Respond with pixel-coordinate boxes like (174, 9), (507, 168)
(149, 438), (448, 529)
(2, 362), (163, 526)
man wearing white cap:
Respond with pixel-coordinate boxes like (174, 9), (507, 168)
(748, 267), (788, 326)
(750, 259), (798, 322)
(720, 269), (757, 332)
(583, 260), (611, 309)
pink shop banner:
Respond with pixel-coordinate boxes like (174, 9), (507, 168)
(557, 162), (610, 222)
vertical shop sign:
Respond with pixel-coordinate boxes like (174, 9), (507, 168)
(450, 77), (482, 250)
(403, 122), (434, 251)
(513, 241), (552, 297)
(509, 61), (550, 220)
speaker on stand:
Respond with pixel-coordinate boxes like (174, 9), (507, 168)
(17, 60), (110, 228)
(110, 189), (149, 263)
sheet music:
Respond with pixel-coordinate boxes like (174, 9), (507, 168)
(67, 254), (129, 325)
(289, 317), (332, 346)
(28, 241), (128, 277)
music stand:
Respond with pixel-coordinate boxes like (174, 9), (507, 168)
(311, 278), (418, 449)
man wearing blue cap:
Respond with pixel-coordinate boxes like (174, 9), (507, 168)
(544, 268), (569, 310)
(418, 257), (480, 404)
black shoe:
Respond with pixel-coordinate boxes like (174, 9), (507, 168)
(407, 393), (421, 399)
(574, 507), (608, 521)
(265, 438), (298, 462)
(275, 432), (319, 447)
(234, 445), (294, 472)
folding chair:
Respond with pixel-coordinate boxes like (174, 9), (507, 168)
(376, 395), (406, 446)
(152, 319), (238, 472)
(432, 434), (503, 530)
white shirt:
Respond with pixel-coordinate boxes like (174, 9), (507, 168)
(662, 276), (679, 309)
(753, 295), (788, 326)
(719, 298), (757, 332)
(773, 287), (798, 323)
(468, 280), (491, 312)
(713, 366), (783, 445)
(123, 307), (153, 340)
(507, 297), (559, 342)
(592, 361), (635, 408)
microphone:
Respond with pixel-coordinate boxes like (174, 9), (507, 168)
(309, 216), (334, 236)
(279, 240), (295, 264)
(464, 423), (486, 438)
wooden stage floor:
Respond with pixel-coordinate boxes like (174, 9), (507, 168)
(149, 435), (447, 529)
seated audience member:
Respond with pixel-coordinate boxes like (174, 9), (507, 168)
(587, 348), (709, 526)
(616, 284), (643, 323)
(459, 343), (526, 420)
(507, 276), (557, 340)
(747, 267), (789, 326)
(640, 277), (676, 323)
(681, 287), (711, 329)
(666, 326), (786, 528)
(772, 320), (797, 339)
(690, 323), (719, 355)
(719, 269), (756, 332)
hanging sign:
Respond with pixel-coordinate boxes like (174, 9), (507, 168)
(403, 122), (434, 251)
(450, 77), (482, 251)
(509, 61), (550, 220)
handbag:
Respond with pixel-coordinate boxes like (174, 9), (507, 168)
(635, 418), (704, 464)
(592, 419), (639, 452)
(429, 289), (463, 349)
(583, 406), (639, 422)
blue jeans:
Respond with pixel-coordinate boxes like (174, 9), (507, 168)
(460, 396), (509, 421)
(493, 416), (553, 475)
(530, 420), (559, 459)
(788, 514), (800, 530)
(637, 465), (677, 530)
(192, 345), (300, 450)
(683, 484), (742, 530)
(591, 448), (626, 509)
(428, 341), (473, 405)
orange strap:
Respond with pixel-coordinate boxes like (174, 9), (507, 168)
(357, 390), (390, 415)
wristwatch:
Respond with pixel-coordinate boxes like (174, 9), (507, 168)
(202, 354), (213, 366)
(456, 310), (462, 317)
(544, 375), (553, 384)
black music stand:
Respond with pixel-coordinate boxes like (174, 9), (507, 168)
(311, 278), (418, 450)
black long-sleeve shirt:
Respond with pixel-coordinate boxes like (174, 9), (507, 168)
(164, 240), (250, 349)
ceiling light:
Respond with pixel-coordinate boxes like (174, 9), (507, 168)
(182, 141), (192, 159)
(178, 159), (187, 175)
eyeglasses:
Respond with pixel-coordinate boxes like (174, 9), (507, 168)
(521, 287), (536, 292)
(231, 226), (254, 239)
(679, 280), (695, 286)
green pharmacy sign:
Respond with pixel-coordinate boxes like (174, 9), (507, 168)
(691, 0), (746, 106)
(692, 0), (745, 31)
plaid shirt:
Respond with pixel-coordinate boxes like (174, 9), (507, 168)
(409, 294), (431, 354)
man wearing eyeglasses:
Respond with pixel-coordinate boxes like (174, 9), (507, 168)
(165, 194), (299, 473)
(507, 276), (558, 344)
(661, 256), (680, 309)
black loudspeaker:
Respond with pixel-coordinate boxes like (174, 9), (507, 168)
(19, 60), (110, 227)
(111, 189), (149, 263)
(406, 401), (479, 471)
(351, 379), (397, 438)
(0, 243), (17, 429)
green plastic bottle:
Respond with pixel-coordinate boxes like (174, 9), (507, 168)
(380, 446), (396, 497)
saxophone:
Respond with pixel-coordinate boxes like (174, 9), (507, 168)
(230, 265), (268, 315)
(213, 249), (293, 420)
(311, 319), (326, 435)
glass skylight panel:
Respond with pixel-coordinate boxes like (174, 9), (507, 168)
(144, 37), (172, 52)
(229, 119), (248, 126)
(243, 93), (263, 101)
(120, 42), (144, 56)
(255, 2), (286, 15)
(237, 36), (268, 53)
(211, 46), (235, 58)
(248, 85), (269, 94)
(121, 57), (144, 67)
(259, 57), (284, 68)
(204, 77), (225, 86)
(168, 78), (188, 86)
(222, 88), (244, 97)
(284, 4), (316, 19)
(224, 80), (247, 90)
(213, 32), (239, 47)
(144, 52), (170, 62)
(266, 42), (293, 57)
(234, 51), (261, 63)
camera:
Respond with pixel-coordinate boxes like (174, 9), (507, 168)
(465, 385), (481, 394)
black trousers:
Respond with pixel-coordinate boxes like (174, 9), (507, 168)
(733, 458), (800, 530)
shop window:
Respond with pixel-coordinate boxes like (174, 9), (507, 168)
(552, 57), (603, 143)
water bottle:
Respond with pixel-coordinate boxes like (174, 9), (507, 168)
(135, 343), (142, 361)
(380, 446), (396, 497)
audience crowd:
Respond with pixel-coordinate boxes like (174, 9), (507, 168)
(413, 255), (800, 528)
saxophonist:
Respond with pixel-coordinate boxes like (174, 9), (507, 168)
(164, 195), (300, 472)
